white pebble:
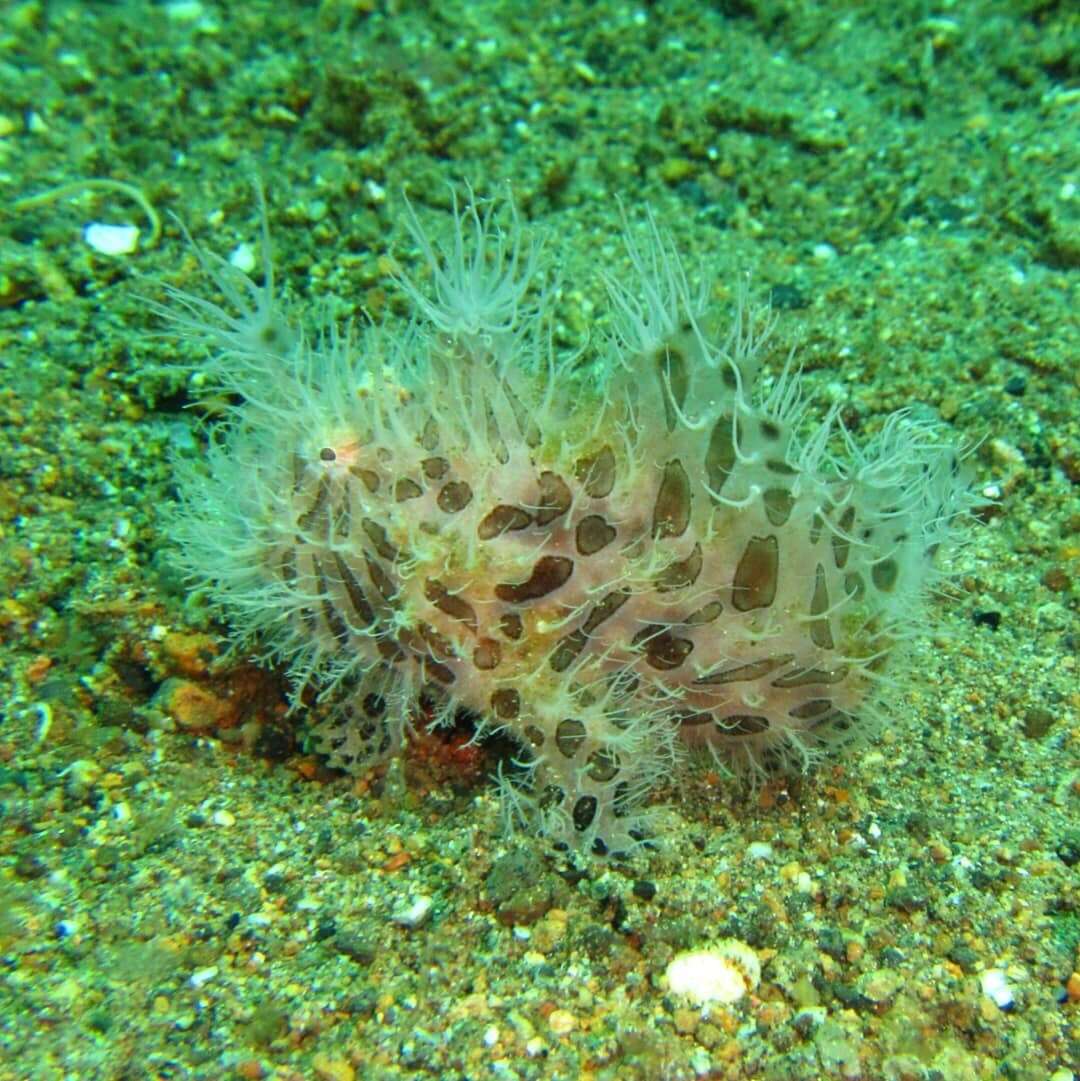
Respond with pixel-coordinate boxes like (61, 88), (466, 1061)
(392, 895), (433, 929)
(84, 222), (140, 255)
(980, 968), (1014, 1010)
(665, 940), (760, 1007)
(229, 243), (256, 274)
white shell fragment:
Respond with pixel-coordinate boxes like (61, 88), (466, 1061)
(392, 894), (434, 929)
(84, 221), (141, 255)
(980, 968), (1015, 1010)
(665, 939), (761, 1007)
(228, 242), (257, 274)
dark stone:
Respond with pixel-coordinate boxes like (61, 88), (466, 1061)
(1054, 830), (1080, 868)
(485, 847), (560, 926)
(14, 852), (48, 880)
(769, 282), (809, 310)
(885, 886), (928, 914)
(818, 926), (846, 962)
(947, 944), (980, 972)
(830, 982), (872, 1011)
(904, 811), (933, 840)
(333, 932), (376, 965)
(262, 869), (288, 894)
(252, 722), (295, 762)
(973, 609), (1001, 630)
(1021, 707), (1056, 739)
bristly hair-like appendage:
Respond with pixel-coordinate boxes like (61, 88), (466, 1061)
(161, 188), (980, 857)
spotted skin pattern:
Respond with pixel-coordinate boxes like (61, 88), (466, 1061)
(167, 194), (974, 855)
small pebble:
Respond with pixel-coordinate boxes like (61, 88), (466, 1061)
(547, 1008), (576, 1035)
(980, 968), (1014, 1010)
(229, 243), (256, 273)
(84, 222), (140, 255)
(392, 895), (433, 929)
(189, 966), (218, 988)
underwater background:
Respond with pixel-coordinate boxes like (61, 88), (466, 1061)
(0, 1), (1077, 1078)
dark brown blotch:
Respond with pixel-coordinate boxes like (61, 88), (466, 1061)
(365, 552), (398, 602)
(676, 711), (715, 728)
(759, 418), (783, 442)
(656, 344), (689, 431)
(297, 475), (331, 533)
(550, 629), (587, 673)
(705, 415), (736, 496)
(694, 653), (795, 686)
(394, 477), (423, 502)
(334, 552), (375, 625)
(279, 546), (297, 586)
(423, 657), (457, 685)
(422, 456), (449, 480)
(586, 748), (618, 782)
(789, 699), (833, 720)
(421, 416), (440, 451)
(652, 459), (691, 539)
(313, 556), (350, 645)
(718, 714), (770, 735)
(361, 517), (400, 562)
(685, 599), (724, 625)
(424, 578), (478, 633)
(632, 625), (694, 671)
(765, 458), (797, 476)
(772, 664), (849, 688)
(495, 556), (574, 603)
(575, 444), (616, 498)
(535, 471), (572, 526)
(418, 621), (455, 661)
(582, 590), (630, 634)
(555, 718), (586, 758)
(871, 557), (898, 593)
(491, 688), (520, 719)
(361, 692), (387, 719)
(655, 542), (702, 592)
(833, 505), (856, 568)
(572, 795), (598, 833)
(575, 514), (616, 556)
(376, 637), (406, 663)
(523, 724), (545, 747)
(763, 487), (794, 527)
(349, 465), (380, 493)
(732, 534), (779, 611)
(809, 563), (835, 649)
(477, 504), (532, 540)
(437, 480), (473, 514)
(473, 638), (502, 670)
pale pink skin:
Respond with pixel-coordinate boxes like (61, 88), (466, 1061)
(168, 194), (972, 855)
